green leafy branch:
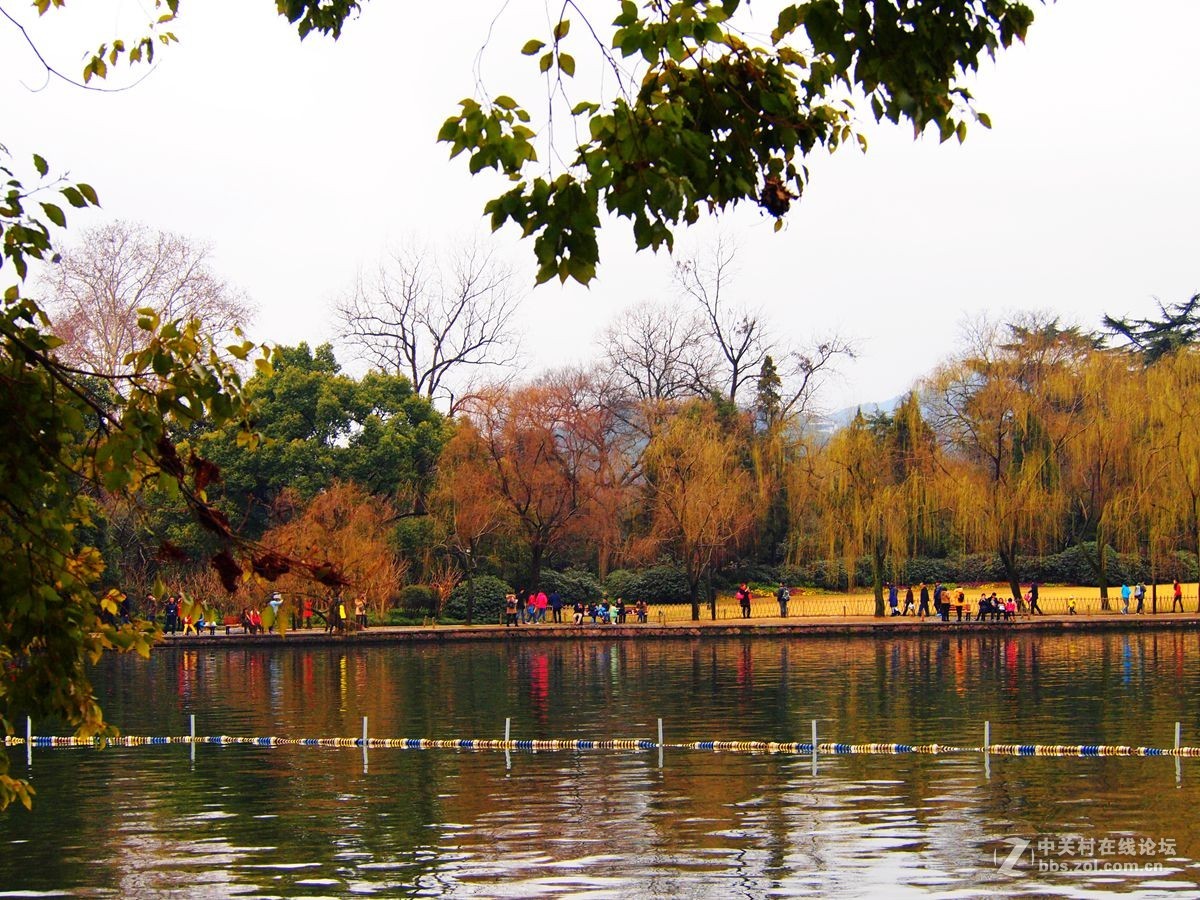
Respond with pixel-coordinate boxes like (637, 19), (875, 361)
(437, 0), (1037, 285)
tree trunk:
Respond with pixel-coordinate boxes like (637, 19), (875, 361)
(466, 570), (476, 625)
(528, 542), (544, 594)
(1098, 540), (1110, 611)
(998, 543), (1021, 606)
(689, 576), (701, 621)
(872, 542), (885, 618)
(708, 572), (717, 621)
(1150, 545), (1158, 614)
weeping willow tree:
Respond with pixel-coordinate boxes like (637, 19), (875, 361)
(806, 393), (938, 616)
(644, 402), (755, 620)
(1146, 348), (1200, 606)
(1060, 349), (1144, 608)
(927, 317), (1086, 601)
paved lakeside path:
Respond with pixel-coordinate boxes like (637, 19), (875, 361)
(161, 612), (1200, 649)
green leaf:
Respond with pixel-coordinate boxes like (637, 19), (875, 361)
(553, 19), (570, 40)
(494, 95), (518, 110)
(40, 202), (66, 228)
(558, 53), (576, 77)
(539, 52), (553, 73)
(61, 186), (87, 208)
(521, 39), (545, 55)
(32, 154), (49, 177)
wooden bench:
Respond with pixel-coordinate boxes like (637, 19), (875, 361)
(223, 615), (245, 635)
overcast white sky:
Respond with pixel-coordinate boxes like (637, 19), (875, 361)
(3, 0), (1197, 410)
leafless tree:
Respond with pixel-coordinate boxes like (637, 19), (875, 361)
(778, 335), (857, 423)
(673, 237), (769, 405)
(43, 220), (252, 376)
(601, 300), (713, 402)
(336, 239), (523, 414)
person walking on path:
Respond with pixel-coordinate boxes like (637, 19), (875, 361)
(1120, 583), (1131, 614)
(549, 590), (563, 623)
(1172, 579), (1184, 612)
(164, 594), (179, 635)
(1029, 581), (1043, 615)
(505, 593), (519, 626)
(902, 585), (915, 616)
(777, 583), (790, 617)
(917, 583), (930, 618)
(887, 582), (899, 616)
(1134, 582), (1146, 614)
(736, 583), (752, 619)
(535, 590), (549, 623)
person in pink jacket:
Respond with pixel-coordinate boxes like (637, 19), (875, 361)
(535, 591), (549, 623)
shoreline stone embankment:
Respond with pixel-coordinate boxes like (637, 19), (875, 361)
(161, 613), (1200, 649)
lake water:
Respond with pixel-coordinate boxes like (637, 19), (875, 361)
(2, 631), (1199, 897)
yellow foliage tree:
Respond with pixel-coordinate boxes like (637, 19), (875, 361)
(1059, 349), (1144, 608)
(1146, 348), (1200, 608)
(808, 394), (940, 616)
(926, 318), (1088, 601)
(644, 403), (755, 620)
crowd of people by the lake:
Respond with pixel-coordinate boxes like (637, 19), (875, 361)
(143, 590), (370, 636)
(504, 590), (650, 626)
(880, 581), (1047, 621)
(123, 576), (1189, 637)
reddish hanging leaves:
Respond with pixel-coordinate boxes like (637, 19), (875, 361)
(251, 550), (291, 581)
(156, 435), (185, 479)
(194, 503), (231, 537)
(189, 452), (222, 492)
(210, 550), (243, 593)
(309, 561), (351, 588)
(759, 175), (796, 217)
(156, 541), (189, 563)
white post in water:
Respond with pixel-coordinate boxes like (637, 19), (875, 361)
(189, 713), (196, 765)
(811, 719), (818, 776)
(26, 716), (32, 768)
(657, 717), (664, 768)
(362, 716), (369, 774)
(983, 720), (991, 781)
(504, 717), (512, 771)
(1177, 721), (1183, 788)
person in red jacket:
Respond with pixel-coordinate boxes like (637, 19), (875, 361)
(736, 583), (752, 619)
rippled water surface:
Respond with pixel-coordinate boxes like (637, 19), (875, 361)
(3, 631), (1200, 897)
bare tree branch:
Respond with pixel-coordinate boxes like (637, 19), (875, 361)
(336, 238), (523, 414)
(778, 335), (857, 422)
(600, 300), (713, 403)
(42, 220), (253, 378)
(673, 236), (769, 404)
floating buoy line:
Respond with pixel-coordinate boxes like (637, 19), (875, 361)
(6, 735), (1199, 758)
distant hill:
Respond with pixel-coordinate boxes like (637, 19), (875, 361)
(814, 393), (906, 436)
